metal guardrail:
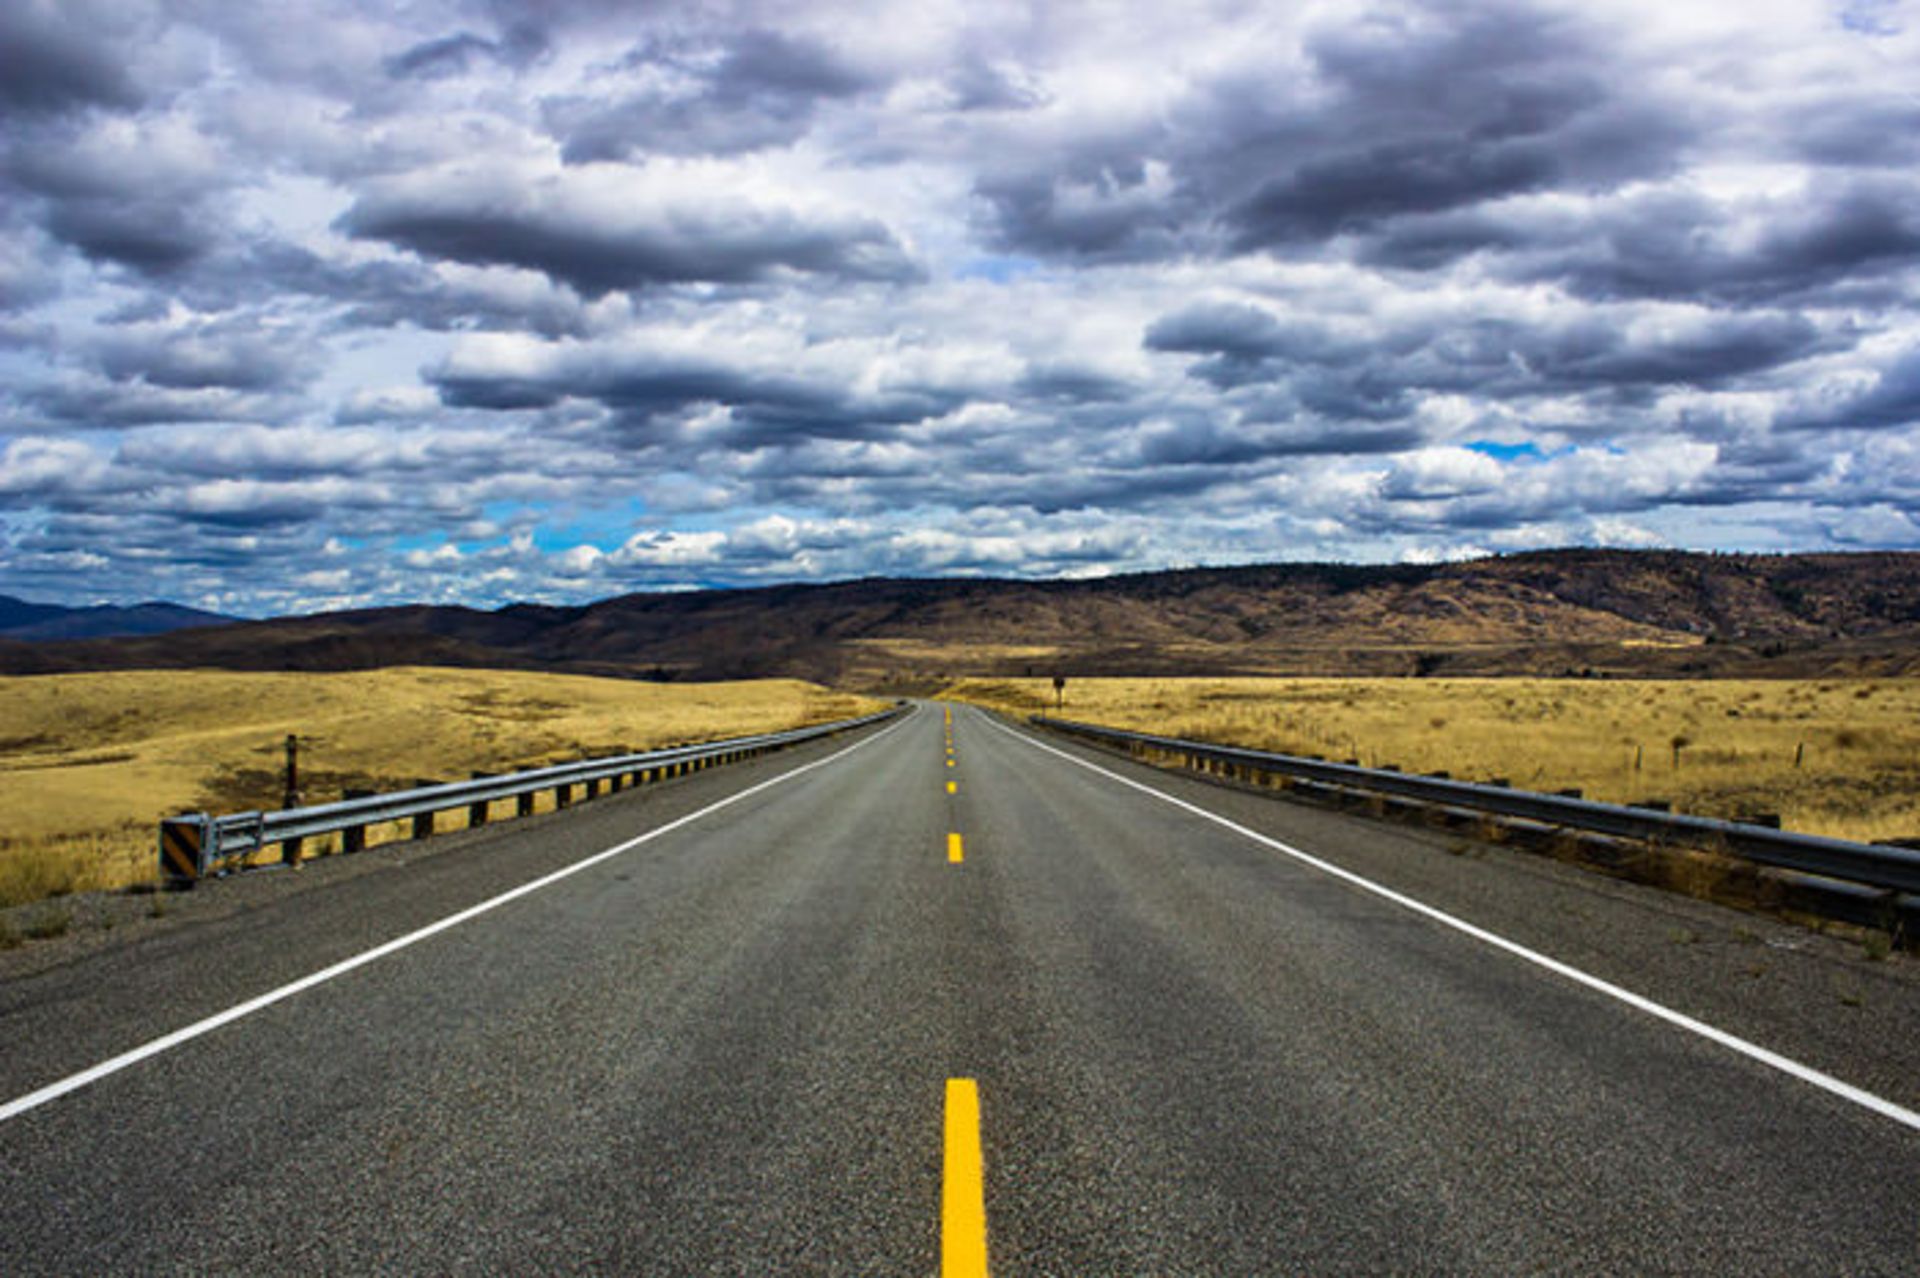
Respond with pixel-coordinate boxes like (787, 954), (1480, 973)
(1031, 715), (1920, 898)
(158, 706), (905, 885)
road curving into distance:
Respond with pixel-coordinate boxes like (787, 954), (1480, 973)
(2, 701), (1917, 1272)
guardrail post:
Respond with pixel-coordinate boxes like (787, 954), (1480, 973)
(341, 788), (373, 852)
(158, 814), (211, 888)
(412, 780), (437, 839)
(469, 773), (491, 827)
(556, 782), (571, 808)
(517, 790), (536, 817)
(585, 777), (602, 800)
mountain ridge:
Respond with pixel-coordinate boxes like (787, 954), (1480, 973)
(0, 596), (238, 642)
(5, 550), (1920, 687)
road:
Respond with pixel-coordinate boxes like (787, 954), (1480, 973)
(3, 702), (1918, 1273)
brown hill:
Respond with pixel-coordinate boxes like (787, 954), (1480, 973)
(7, 550), (1920, 688)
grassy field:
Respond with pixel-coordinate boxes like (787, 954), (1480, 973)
(0, 668), (881, 908)
(945, 676), (1920, 845)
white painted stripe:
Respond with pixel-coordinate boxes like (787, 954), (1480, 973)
(0, 711), (915, 1125)
(981, 710), (1920, 1135)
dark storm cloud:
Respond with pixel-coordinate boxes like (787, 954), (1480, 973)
(972, 163), (1189, 263)
(431, 343), (972, 446)
(1785, 349), (1920, 433)
(90, 317), (321, 393)
(0, 2), (143, 117)
(946, 54), (1046, 112)
(1145, 302), (1356, 371)
(19, 375), (276, 429)
(339, 169), (921, 295)
(545, 29), (882, 163)
(429, 346), (845, 421)
(232, 242), (598, 338)
(1222, 9), (1676, 252)
(1131, 416), (1424, 466)
(1146, 300), (1831, 400)
(387, 23), (548, 79)
(975, 2), (1684, 268)
(45, 202), (209, 274)
(3, 111), (228, 278)
(1353, 210), (1530, 272)
(1513, 179), (1920, 307)
(1016, 363), (1134, 403)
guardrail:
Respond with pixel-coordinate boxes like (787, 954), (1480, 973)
(1031, 715), (1920, 901)
(158, 705), (905, 886)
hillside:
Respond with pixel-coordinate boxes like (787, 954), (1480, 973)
(6, 550), (1920, 687)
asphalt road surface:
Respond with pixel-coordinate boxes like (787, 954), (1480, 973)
(3, 702), (1918, 1273)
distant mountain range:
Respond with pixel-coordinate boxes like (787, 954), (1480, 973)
(0, 595), (235, 643)
(5, 550), (1920, 687)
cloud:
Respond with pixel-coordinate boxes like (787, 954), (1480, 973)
(4, 112), (231, 276)
(338, 158), (922, 294)
(0, 2), (143, 117)
(1786, 347), (1920, 432)
(386, 24), (547, 79)
(1504, 178), (1920, 307)
(544, 28), (884, 162)
(1220, 7), (1680, 252)
(2, 0), (1920, 611)
(90, 315), (321, 393)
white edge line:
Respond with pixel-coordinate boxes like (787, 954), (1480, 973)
(0, 710), (917, 1125)
(977, 709), (1920, 1135)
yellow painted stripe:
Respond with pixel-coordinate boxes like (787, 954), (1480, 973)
(943, 1079), (989, 1278)
(948, 832), (964, 863)
(947, 780), (957, 795)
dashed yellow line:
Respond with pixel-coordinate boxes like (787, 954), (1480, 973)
(948, 832), (964, 864)
(943, 1079), (989, 1277)
(947, 780), (957, 795)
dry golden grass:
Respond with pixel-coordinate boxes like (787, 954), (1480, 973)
(0, 668), (881, 906)
(945, 676), (1920, 845)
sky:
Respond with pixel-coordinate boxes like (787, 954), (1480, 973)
(2, 0), (1920, 616)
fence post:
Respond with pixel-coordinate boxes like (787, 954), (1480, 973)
(280, 735), (305, 866)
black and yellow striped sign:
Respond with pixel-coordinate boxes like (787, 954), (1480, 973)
(159, 817), (204, 883)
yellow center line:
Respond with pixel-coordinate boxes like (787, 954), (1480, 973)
(943, 1079), (989, 1277)
(947, 758), (956, 767)
(947, 780), (957, 795)
(948, 832), (964, 863)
